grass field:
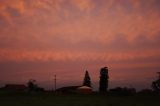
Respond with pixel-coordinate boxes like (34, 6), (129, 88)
(0, 92), (160, 106)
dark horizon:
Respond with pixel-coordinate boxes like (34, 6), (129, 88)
(0, 66), (158, 91)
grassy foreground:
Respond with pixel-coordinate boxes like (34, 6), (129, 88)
(0, 92), (160, 106)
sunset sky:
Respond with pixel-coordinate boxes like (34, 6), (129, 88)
(0, 0), (160, 90)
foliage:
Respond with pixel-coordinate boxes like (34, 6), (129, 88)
(109, 87), (136, 96)
(152, 79), (160, 93)
(27, 79), (37, 92)
(83, 71), (91, 87)
(99, 67), (109, 92)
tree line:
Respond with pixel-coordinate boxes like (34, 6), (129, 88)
(0, 67), (160, 95)
(83, 67), (160, 95)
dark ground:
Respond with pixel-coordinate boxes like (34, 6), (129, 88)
(0, 92), (160, 106)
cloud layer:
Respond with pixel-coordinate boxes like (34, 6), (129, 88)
(0, 0), (160, 89)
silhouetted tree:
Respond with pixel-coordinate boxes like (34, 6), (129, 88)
(99, 67), (109, 92)
(152, 80), (160, 93)
(83, 70), (91, 87)
(27, 79), (37, 92)
(152, 72), (160, 94)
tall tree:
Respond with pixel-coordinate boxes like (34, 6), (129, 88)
(83, 70), (91, 87)
(99, 67), (109, 92)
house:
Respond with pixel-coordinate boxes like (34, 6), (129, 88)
(77, 86), (92, 94)
(56, 85), (93, 94)
(3, 84), (27, 91)
(56, 86), (80, 94)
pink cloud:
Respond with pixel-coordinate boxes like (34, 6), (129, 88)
(0, 0), (160, 89)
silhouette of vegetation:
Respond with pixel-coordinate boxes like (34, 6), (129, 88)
(83, 70), (91, 87)
(109, 87), (136, 96)
(27, 79), (37, 92)
(152, 72), (160, 94)
(27, 79), (44, 92)
(1, 67), (160, 106)
(99, 67), (109, 92)
(0, 66), (160, 99)
(137, 89), (154, 95)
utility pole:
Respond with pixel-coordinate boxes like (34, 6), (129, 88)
(54, 75), (57, 91)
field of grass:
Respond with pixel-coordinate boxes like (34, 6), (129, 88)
(0, 92), (160, 106)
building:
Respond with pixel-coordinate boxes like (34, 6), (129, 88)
(56, 85), (93, 94)
(56, 86), (80, 94)
(3, 84), (27, 91)
(77, 86), (92, 94)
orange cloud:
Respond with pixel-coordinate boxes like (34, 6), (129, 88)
(71, 0), (94, 11)
(0, 48), (160, 64)
(0, 0), (160, 89)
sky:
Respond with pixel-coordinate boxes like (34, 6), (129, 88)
(0, 0), (160, 90)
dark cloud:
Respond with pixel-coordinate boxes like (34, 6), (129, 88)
(6, 7), (21, 17)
